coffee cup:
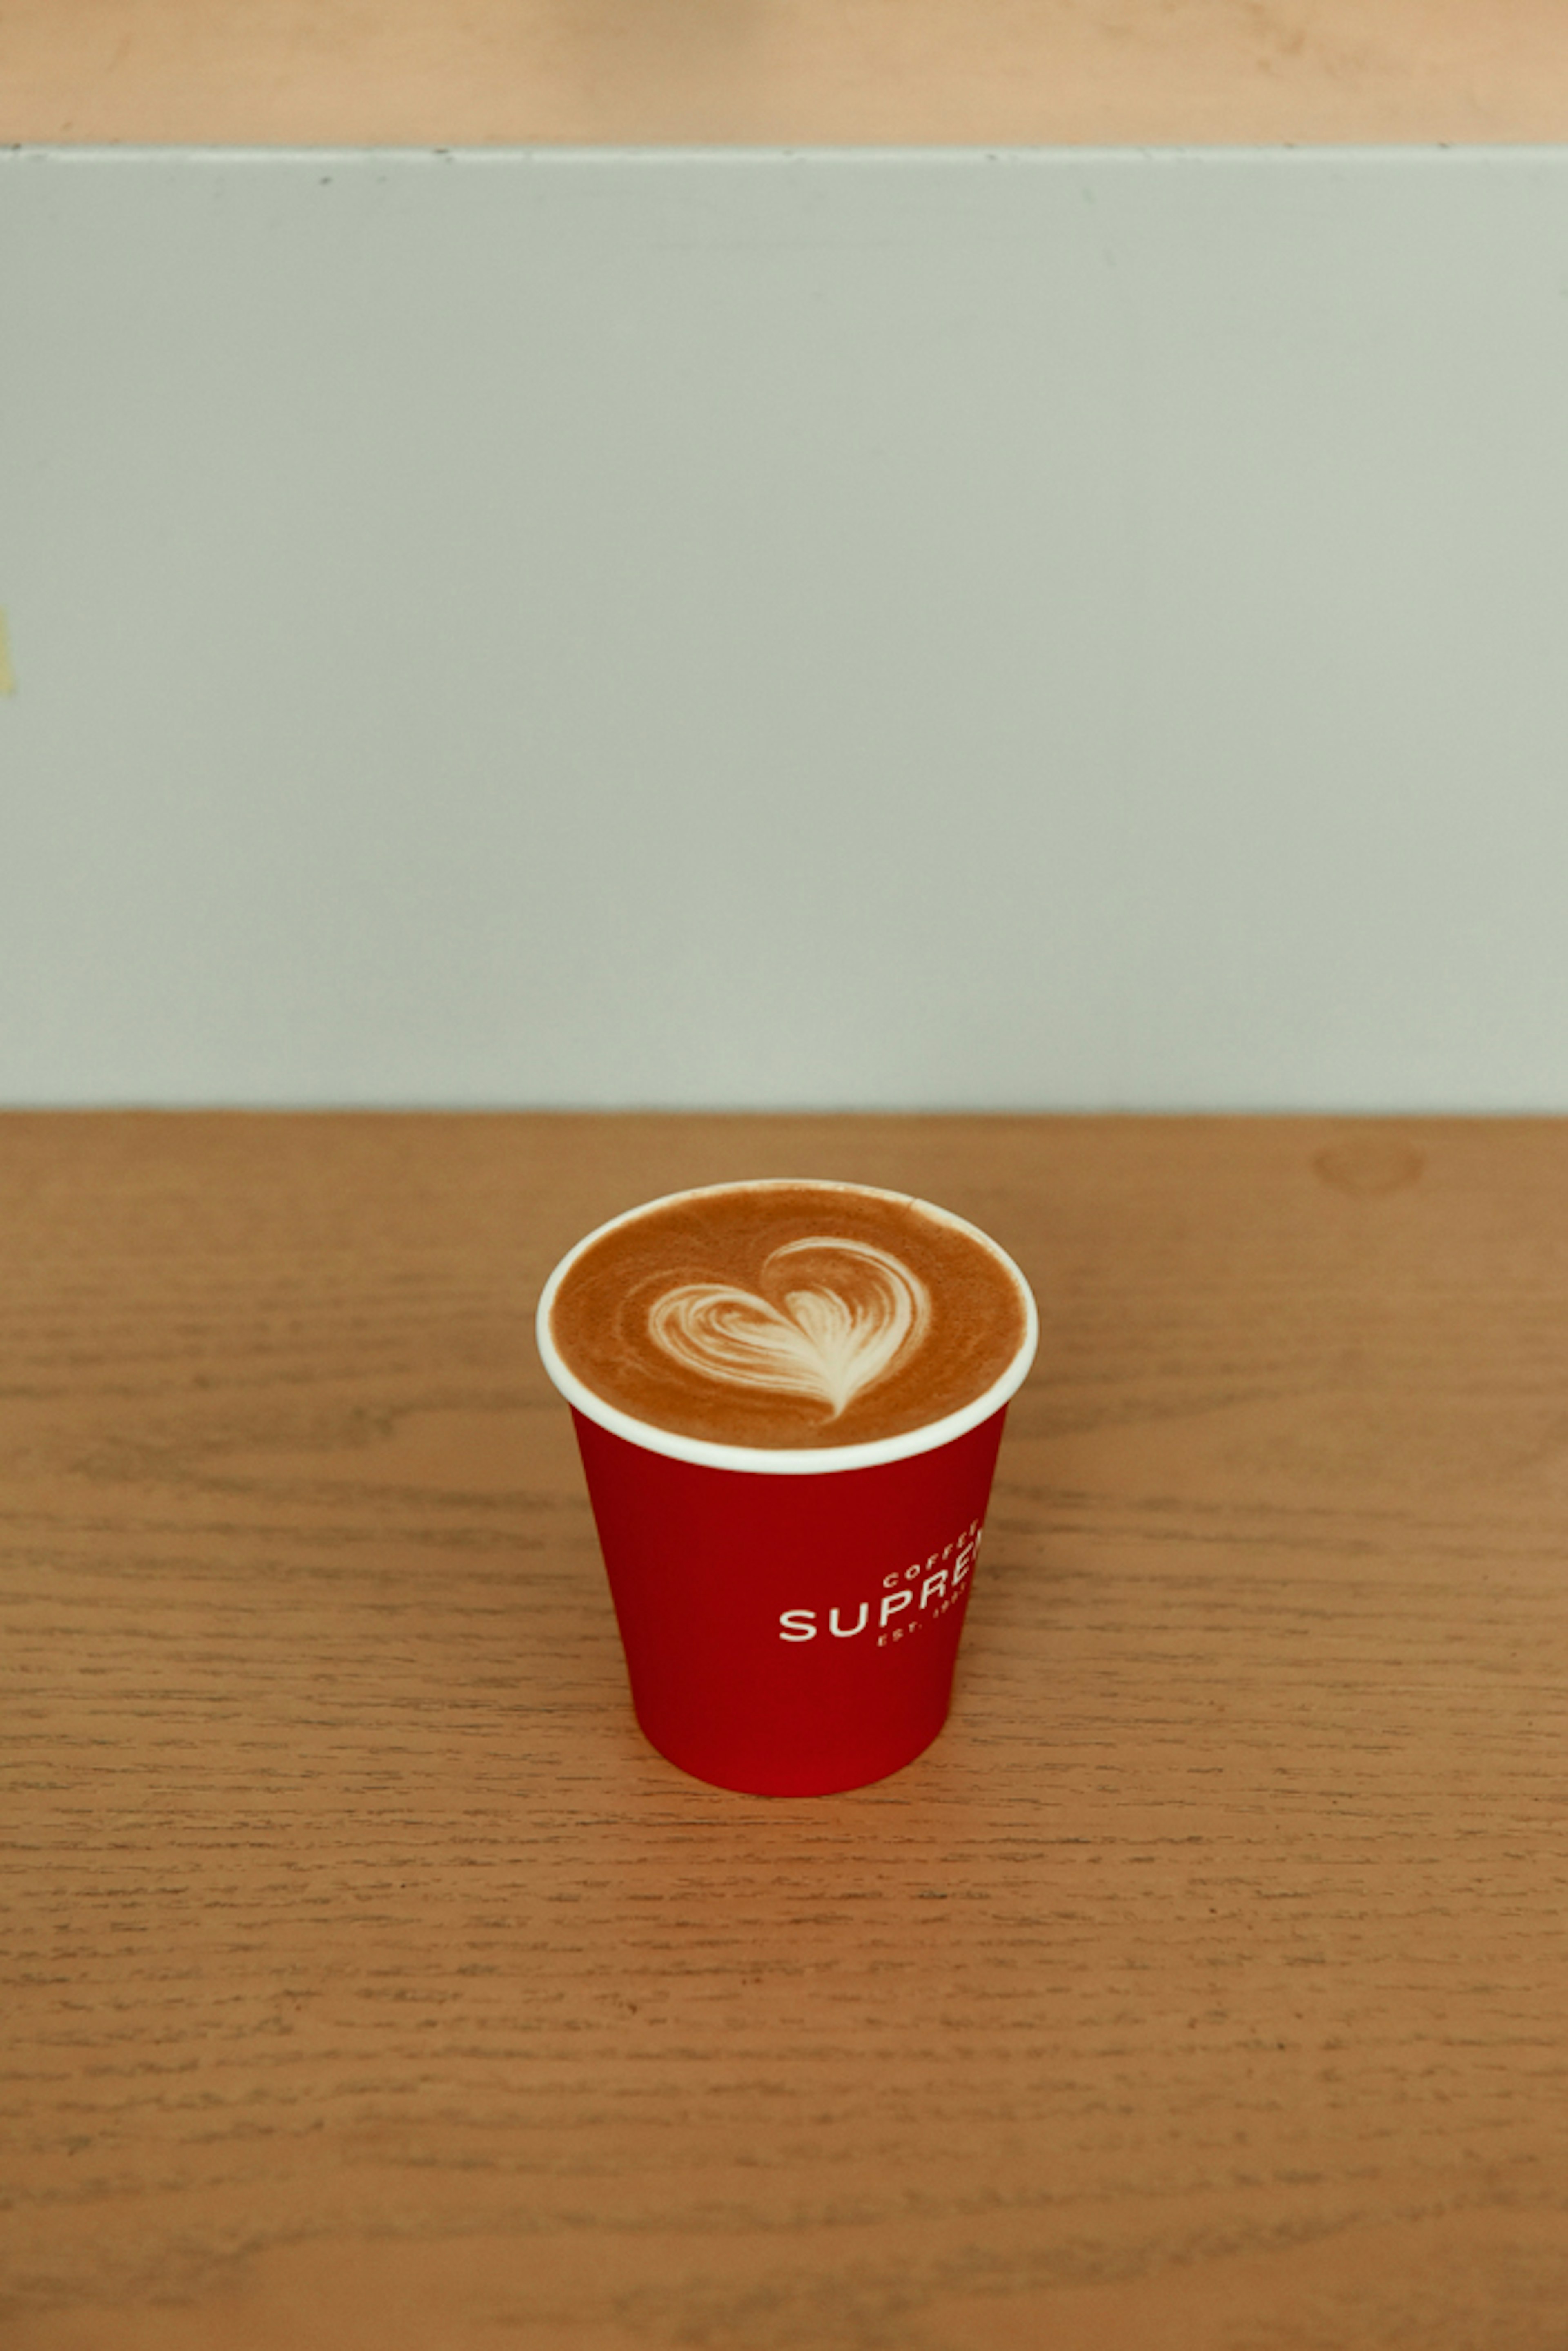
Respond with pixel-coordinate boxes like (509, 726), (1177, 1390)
(536, 1179), (1037, 1796)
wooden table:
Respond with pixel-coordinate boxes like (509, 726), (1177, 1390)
(2, 1113), (1566, 2350)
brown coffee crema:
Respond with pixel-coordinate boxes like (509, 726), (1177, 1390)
(548, 1182), (1029, 1449)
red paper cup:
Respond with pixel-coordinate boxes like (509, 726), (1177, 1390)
(536, 1185), (1037, 1797)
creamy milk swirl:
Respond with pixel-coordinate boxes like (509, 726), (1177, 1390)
(648, 1236), (931, 1420)
(546, 1181), (1028, 1449)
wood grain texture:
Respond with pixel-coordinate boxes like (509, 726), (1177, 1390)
(4, 0), (1568, 147)
(1, 1112), (1566, 2350)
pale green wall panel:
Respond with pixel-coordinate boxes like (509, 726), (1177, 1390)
(3, 148), (1566, 1106)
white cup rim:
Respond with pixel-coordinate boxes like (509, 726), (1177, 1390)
(535, 1177), (1038, 1477)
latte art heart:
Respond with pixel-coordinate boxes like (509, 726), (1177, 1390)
(647, 1237), (931, 1420)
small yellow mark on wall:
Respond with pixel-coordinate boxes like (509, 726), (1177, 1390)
(0, 612), (14, 695)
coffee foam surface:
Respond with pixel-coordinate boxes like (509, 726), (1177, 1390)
(547, 1181), (1028, 1449)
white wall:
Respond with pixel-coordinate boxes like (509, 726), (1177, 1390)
(4, 146), (1568, 1109)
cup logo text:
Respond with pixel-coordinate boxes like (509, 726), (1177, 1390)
(777, 1520), (982, 1650)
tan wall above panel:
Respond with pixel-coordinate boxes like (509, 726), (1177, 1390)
(3, 0), (1567, 148)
